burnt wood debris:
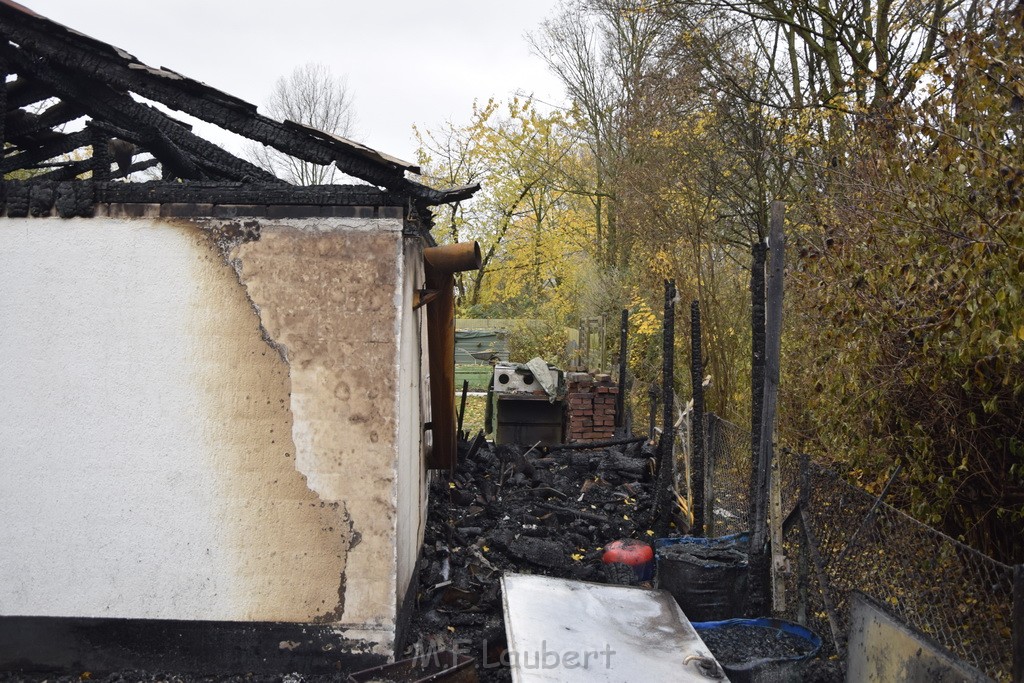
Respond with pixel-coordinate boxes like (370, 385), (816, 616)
(410, 437), (662, 682)
(0, 1), (478, 223)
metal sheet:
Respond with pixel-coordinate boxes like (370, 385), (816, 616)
(501, 573), (727, 682)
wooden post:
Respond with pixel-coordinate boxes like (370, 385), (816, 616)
(615, 308), (628, 434)
(653, 280), (676, 538)
(770, 455), (785, 612)
(752, 201), (786, 612)
(90, 127), (111, 182)
(690, 300), (706, 537)
(1014, 564), (1023, 683)
(749, 242), (767, 526)
(457, 379), (469, 440)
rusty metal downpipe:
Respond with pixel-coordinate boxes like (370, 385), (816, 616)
(423, 241), (481, 471)
(424, 241), (481, 273)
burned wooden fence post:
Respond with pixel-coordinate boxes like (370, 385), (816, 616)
(690, 300), (706, 538)
(751, 201), (785, 614)
(653, 279), (676, 538)
(749, 240), (767, 526)
(1014, 564), (1024, 683)
(647, 384), (659, 442)
(457, 379), (469, 441)
(615, 308), (628, 435)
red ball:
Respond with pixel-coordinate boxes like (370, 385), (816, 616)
(602, 539), (654, 567)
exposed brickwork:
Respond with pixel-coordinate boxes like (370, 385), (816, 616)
(565, 372), (619, 443)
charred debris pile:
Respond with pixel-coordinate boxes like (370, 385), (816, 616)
(406, 435), (662, 678)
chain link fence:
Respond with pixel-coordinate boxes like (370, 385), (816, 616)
(705, 414), (1017, 681)
(705, 413), (751, 537)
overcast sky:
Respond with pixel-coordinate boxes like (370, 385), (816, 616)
(26, 0), (568, 165)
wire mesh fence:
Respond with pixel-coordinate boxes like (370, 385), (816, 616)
(705, 413), (751, 537)
(796, 460), (1015, 680)
(704, 414), (1017, 681)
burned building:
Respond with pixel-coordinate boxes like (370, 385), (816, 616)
(0, 0), (478, 673)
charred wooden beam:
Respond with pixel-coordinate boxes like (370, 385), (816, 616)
(547, 437), (647, 451)
(0, 128), (92, 174)
(5, 77), (51, 110)
(2, 47), (273, 183)
(34, 156), (158, 182)
(0, 55), (7, 150)
(89, 126), (111, 181)
(147, 127), (207, 180)
(5, 99), (81, 140)
(652, 279), (677, 538)
(92, 181), (407, 208)
(0, 15), (475, 203)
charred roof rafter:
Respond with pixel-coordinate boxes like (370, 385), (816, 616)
(5, 75), (51, 109)
(0, 128), (91, 173)
(4, 44), (282, 183)
(0, 3), (479, 206)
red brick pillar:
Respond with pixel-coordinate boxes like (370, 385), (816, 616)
(566, 372), (619, 442)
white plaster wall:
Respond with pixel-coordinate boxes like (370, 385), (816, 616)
(0, 219), (235, 619)
(0, 214), (417, 643)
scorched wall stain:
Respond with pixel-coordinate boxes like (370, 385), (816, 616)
(230, 220), (404, 634)
(182, 220), (350, 624)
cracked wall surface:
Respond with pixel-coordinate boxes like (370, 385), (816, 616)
(0, 213), (419, 653)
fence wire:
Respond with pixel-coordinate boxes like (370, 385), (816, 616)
(705, 415), (1016, 681)
(705, 414), (751, 536)
(800, 461), (1014, 680)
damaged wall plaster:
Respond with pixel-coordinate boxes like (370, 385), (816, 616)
(230, 217), (409, 643)
(0, 213), (424, 655)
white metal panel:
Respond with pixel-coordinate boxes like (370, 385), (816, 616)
(501, 573), (727, 682)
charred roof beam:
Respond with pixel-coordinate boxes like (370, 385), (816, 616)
(0, 20), (407, 182)
(0, 13), (476, 204)
(5, 76), (52, 110)
(0, 127), (91, 173)
(3, 45), (276, 183)
(34, 154), (158, 182)
(5, 99), (81, 139)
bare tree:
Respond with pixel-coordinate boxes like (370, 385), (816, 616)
(246, 63), (356, 185)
